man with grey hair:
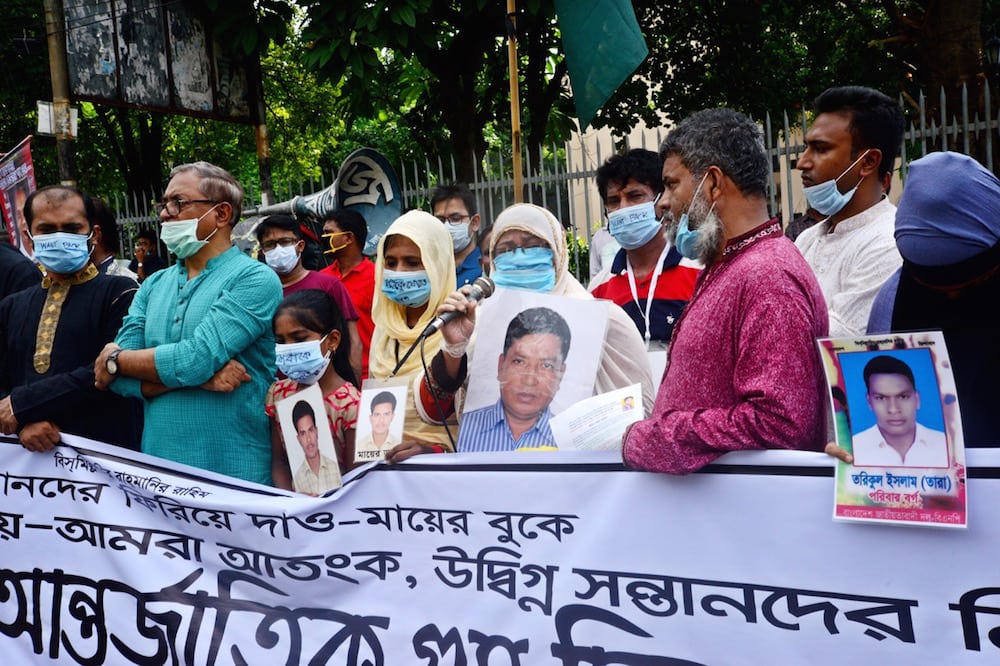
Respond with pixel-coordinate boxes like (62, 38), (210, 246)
(621, 108), (829, 474)
(94, 162), (283, 485)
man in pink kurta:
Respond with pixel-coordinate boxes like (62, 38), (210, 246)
(622, 108), (829, 474)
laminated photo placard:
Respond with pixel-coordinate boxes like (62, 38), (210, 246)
(275, 382), (343, 495)
(457, 288), (607, 451)
(355, 378), (408, 463)
(817, 331), (966, 528)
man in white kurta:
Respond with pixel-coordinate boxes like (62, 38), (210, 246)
(795, 86), (904, 337)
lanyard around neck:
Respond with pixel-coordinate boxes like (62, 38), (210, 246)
(625, 242), (671, 345)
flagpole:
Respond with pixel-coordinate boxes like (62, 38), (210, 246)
(506, 0), (523, 202)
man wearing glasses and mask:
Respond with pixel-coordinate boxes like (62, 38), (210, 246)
(431, 182), (483, 287)
(94, 162), (283, 485)
(255, 214), (362, 380)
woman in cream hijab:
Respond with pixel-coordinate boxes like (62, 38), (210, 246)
(370, 210), (458, 459)
(413, 203), (654, 452)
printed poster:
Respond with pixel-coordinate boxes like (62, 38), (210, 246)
(356, 378), (408, 463)
(458, 288), (607, 451)
(0, 137), (37, 259)
(274, 382), (342, 495)
(818, 331), (966, 527)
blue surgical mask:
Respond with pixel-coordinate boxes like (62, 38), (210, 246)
(382, 269), (432, 307)
(803, 149), (871, 216)
(264, 244), (300, 274)
(492, 246), (557, 292)
(608, 200), (663, 250)
(31, 231), (93, 274)
(275, 336), (331, 385)
(160, 205), (220, 259)
(674, 172), (712, 260)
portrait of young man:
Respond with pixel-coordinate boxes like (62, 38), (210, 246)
(355, 388), (405, 461)
(850, 353), (949, 468)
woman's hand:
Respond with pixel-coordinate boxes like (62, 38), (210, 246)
(385, 440), (436, 464)
(435, 287), (479, 347)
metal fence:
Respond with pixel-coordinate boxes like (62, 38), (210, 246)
(110, 83), (1000, 281)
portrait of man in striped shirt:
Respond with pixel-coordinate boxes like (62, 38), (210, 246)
(458, 307), (570, 452)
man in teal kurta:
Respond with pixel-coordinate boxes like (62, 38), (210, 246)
(94, 162), (281, 485)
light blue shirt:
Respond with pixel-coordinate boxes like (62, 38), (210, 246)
(458, 397), (556, 452)
(112, 246), (282, 484)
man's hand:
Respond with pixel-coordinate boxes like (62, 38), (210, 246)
(19, 421), (61, 452)
(0, 396), (18, 434)
(201, 360), (250, 392)
(824, 441), (854, 464)
(94, 342), (121, 390)
(385, 440), (436, 464)
(134, 246), (147, 263)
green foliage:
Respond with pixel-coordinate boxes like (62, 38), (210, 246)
(0, 1), (55, 183)
(565, 230), (590, 284)
(5, 0), (994, 207)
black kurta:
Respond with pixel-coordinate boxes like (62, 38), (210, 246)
(0, 272), (142, 449)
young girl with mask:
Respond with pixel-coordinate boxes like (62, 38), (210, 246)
(370, 210), (458, 461)
(265, 289), (360, 489)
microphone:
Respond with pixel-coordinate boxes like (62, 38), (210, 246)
(420, 275), (495, 338)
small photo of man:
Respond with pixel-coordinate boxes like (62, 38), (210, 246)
(355, 386), (406, 462)
(847, 352), (949, 468)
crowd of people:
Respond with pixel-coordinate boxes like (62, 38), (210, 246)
(1, 84), (996, 491)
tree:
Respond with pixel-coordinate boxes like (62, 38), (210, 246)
(0, 0), (56, 183)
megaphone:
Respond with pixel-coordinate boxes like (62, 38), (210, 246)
(240, 147), (403, 256)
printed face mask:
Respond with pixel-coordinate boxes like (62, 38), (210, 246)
(31, 231), (93, 274)
(382, 269), (432, 307)
(275, 336), (330, 385)
(491, 246), (557, 293)
(608, 200), (663, 250)
(803, 149), (871, 217)
(160, 204), (220, 259)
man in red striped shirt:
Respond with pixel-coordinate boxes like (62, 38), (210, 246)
(589, 149), (700, 350)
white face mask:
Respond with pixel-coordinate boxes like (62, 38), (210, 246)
(160, 205), (220, 259)
(446, 221), (472, 252)
(264, 244), (300, 274)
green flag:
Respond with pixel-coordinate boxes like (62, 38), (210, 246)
(555, 0), (648, 130)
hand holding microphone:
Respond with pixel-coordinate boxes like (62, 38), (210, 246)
(420, 276), (495, 348)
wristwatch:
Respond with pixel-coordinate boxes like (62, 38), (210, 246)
(106, 348), (123, 376)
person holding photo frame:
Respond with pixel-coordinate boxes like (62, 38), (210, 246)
(369, 210), (459, 461)
(414, 202), (654, 455)
(265, 289), (360, 487)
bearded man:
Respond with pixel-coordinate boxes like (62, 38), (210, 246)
(621, 108), (829, 474)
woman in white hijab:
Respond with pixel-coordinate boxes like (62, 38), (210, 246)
(414, 203), (654, 451)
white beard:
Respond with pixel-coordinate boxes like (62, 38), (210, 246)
(668, 194), (724, 264)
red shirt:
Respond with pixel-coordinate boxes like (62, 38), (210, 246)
(321, 258), (375, 379)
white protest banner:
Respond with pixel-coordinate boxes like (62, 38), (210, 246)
(1, 434), (998, 664)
